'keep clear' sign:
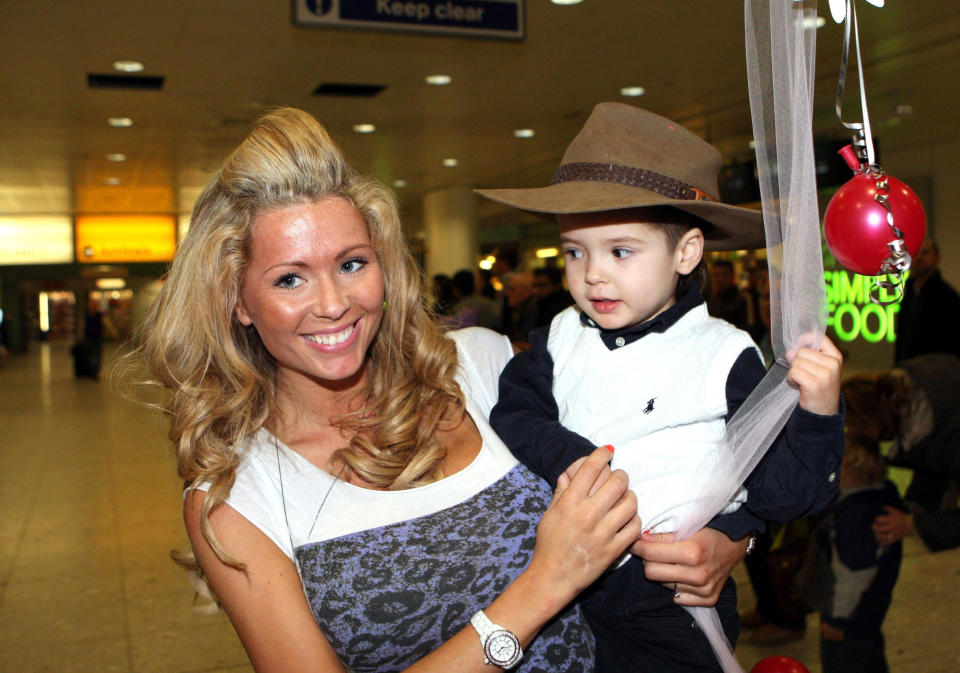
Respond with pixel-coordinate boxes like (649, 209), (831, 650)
(293, 0), (524, 40)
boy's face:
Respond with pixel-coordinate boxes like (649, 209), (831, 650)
(558, 211), (701, 331)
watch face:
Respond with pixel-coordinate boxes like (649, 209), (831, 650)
(484, 630), (520, 667)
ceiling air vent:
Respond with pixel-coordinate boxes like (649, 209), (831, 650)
(312, 82), (386, 97)
(87, 74), (165, 90)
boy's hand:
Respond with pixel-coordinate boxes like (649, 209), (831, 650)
(785, 334), (843, 416)
(820, 622), (845, 642)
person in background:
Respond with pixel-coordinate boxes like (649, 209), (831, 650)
(501, 272), (539, 346)
(450, 268), (502, 331)
(894, 238), (960, 362)
(802, 437), (904, 673)
(431, 273), (456, 316)
(135, 107), (645, 672)
(843, 354), (960, 553)
(531, 266), (573, 327)
(706, 260), (750, 330)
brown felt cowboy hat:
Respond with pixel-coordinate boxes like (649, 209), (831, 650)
(476, 102), (766, 251)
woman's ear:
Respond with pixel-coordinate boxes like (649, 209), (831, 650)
(234, 297), (253, 326)
(676, 228), (704, 275)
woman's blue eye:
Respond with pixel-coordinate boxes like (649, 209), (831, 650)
(613, 247), (632, 259)
(273, 273), (303, 289)
(564, 248), (583, 260)
(340, 257), (368, 273)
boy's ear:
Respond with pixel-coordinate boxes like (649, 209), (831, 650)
(676, 228), (704, 274)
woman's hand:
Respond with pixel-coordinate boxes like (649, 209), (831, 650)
(872, 505), (913, 545)
(631, 528), (749, 606)
(526, 447), (643, 610)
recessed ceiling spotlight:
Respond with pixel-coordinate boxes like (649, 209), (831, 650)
(425, 74), (452, 85)
(393, 179), (408, 188)
(895, 104), (915, 115)
(442, 158), (458, 167)
(551, 0), (583, 5)
(113, 60), (144, 73)
(748, 139), (757, 149)
(620, 86), (646, 97)
(105, 153), (127, 162)
(513, 129), (535, 138)
(104, 177), (121, 185)
(802, 15), (827, 29)
(353, 123), (376, 133)
(108, 117), (134, 127)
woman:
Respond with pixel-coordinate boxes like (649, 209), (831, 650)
(138, 108), (749, 672)
(843, 354), (960, 552)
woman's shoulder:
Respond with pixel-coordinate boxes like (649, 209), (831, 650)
(445, 327), (514, 415)
(188, 429), (297, 558)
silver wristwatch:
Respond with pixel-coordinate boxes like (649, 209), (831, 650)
(470, 610), (523, 669)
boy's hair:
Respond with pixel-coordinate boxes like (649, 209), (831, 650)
(842, 435), (888, 485)
(639, 206), (711, 300)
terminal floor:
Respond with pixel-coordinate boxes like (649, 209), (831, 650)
(1, 343), (958, 673)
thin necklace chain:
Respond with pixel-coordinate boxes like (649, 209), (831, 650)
(274, 435), (345, 552)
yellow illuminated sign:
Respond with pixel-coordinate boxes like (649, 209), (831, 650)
(75, 215), (176, 263)
(824, 269), (902, 343)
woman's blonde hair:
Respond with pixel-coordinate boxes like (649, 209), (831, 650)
(137, 107), (462, 566)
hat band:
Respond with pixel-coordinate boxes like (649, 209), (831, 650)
(552, 161), (718, 202)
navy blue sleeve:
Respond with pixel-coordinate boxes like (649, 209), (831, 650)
(707, 347), (845, 541)
(490, 325), (596, 487)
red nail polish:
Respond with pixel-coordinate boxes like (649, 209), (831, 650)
(603, 444), (615, 453)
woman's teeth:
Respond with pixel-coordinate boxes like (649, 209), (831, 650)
(306, 325), (353, 345)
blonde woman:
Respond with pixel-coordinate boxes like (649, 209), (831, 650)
(139, 108), (745, 672)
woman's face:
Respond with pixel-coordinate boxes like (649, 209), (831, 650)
(235, 197), (385, 391)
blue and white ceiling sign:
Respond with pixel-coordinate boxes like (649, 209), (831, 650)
(294, 0), (525, 40)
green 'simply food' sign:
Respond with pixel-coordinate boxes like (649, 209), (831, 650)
(824, 270), (904, 343)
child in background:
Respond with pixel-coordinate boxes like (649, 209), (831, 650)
(806, 437), (904, 673)
(478, 102), (845, 673)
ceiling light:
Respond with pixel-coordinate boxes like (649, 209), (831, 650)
(105, 153), (127, 162)
(748, 139), (757, 149)
(392, 179), (408, 188)
(513, 128), (535, 138)
(425, 74), (452, 85)
(551, 0), (583, 4)
(353, 123), (376, 133)
(536, 247), (559, 258)
(896, 104), (914, 115)
(104, 177), (121, 185)
(107, 117), (134, 127)
(113, 60), (144, 73)
(442, 158), (458, 167)
(620, 86), (646, 97)
(802, 15), (827, 29)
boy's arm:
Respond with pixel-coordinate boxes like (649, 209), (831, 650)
(707, 347), (844, 539)
(490, 326), (595, 487)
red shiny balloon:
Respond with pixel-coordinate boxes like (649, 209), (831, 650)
(823, 172), (926, 276)
(750, 655), (811, 673)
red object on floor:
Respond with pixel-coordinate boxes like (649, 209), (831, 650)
(750, 655), (810, 673)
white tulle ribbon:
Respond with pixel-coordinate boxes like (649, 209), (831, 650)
(670, 2), (828, 671)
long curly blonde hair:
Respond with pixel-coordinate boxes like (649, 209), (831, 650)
(137, 107), (463, 565)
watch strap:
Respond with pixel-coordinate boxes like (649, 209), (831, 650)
(470, 609), (523, 669)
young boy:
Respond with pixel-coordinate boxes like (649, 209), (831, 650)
(804, 437), (903, 673)
(477, 102), (845, 672)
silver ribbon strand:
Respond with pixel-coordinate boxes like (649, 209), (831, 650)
(834, 0), (911, 304)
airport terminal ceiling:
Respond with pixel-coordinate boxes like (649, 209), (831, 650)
(1, 1), (959, 236)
